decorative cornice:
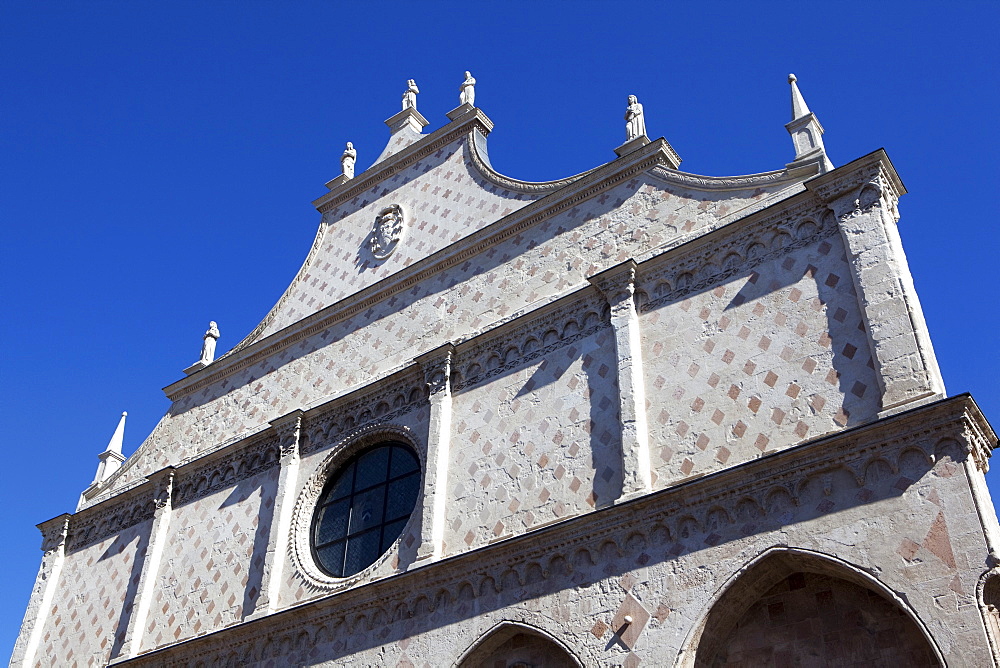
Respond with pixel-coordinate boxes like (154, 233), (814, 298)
(161, 139), (670, 403)
(114, 395), (991, 666)
(647, 164), (807, 192)
(804, 149), (906, 207)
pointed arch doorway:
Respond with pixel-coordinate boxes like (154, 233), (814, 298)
(457, 621), (582, 668)
(682, 548), (943, 667)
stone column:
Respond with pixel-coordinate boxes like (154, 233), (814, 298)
(811, 161), (946, 416)
(589, 260), (653, 500)
(249, 409), (303, 619)
(10, 513), (71, 668)
(118, 467), (175, 659)
(415, 344), (455, 561)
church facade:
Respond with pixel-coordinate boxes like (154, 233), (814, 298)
(12, 74), (1000, 666)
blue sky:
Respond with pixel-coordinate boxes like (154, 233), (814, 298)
(2, 1), (998, 658)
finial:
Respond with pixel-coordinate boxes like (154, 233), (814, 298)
(788, 72), (811, 121)
(784, 73), (833, 173)
(105, 412), (127, 456)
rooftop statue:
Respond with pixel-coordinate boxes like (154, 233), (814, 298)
(341, 142), (356, 179)
(459, 71), (476, 106)
(402, 79), (419, 111)
(199, 321), (220, 365)
(625, 94), (646, 142)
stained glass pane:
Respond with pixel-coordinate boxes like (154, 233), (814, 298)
(344, 528), (381, 575)
(385, 473), (420, 521)
(316, 541), (346, 577)
(348, 485), (385, 535)
(315, 498), (350, 545)
(312, 443), (421, 578)
(326, 461), (356, 501)
(354, 447), (390, 491)
(389, 445), (419, 478)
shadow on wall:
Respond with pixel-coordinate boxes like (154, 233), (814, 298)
(157, 429), (976, 664)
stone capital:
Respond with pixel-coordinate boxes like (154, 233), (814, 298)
(416, 344), (456, 397)
(270, 409), (304, 459)
(805, 151), (904, 213)
(37, 514), (71, 555)
(148, 467), (176, 511)
(589, 259), (640, 311)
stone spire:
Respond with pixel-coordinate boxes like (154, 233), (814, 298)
(92, 411), (127, 485)
(785, 74), (833, 173)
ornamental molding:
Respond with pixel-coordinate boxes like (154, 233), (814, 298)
(67, 488), (155, 552)
(288, 423), (422, 593)
(172, 437), (280, 507)
(301, 368), (425, 456)
(165, 146), (666, 403)
(639, 202), (838, 314)
(647, 164), (801, 192)
(116, 397), (985, 667)
(451, 292), (609, 393)
(466, 130), (599, 195)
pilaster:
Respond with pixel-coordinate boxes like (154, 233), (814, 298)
(10, 514), (71, 668)
(415, 344), (455, 561)
(249, 409), (303, 618)
(808, 155), (946, 415)
(589, 260), (653, 500)
(116, 467), (175, 660)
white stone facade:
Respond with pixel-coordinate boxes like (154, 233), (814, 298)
(12, 79), (1000, 667)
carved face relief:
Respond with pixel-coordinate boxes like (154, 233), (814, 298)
(369, 204), (405, 260)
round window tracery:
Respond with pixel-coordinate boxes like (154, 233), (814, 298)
(310, 441), (420, 578)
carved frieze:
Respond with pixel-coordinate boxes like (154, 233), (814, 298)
(67, 493), (155, 552)
(121, 397), (986, 666)
(301, 370), (426, 456)
(451, 293), (609, 393)
(639, 205), (839, 314)
(172, 437), (280, 506)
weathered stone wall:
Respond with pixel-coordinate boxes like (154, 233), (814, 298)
(278, 388), (430, 608)
(34, 519), (150, 666)
(107, 398), (997, 667)
(142, 466), (279, 652)
(701, 571), (939, 666)
(641, 219), (881, 487)
(15, 114), (987, 666)
(448, 324), (621, 553)
(104, 149), (804, 495)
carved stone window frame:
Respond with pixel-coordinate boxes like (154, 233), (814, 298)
(290, 423), (423, 591)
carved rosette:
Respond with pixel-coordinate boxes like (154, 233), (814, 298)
(369, 204), (405, 260)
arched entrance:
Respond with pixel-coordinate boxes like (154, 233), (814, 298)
(685, 548), (942, 667)
(457, 621), (581, 668)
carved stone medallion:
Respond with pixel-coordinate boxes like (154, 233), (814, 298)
(369, 204), (405, 260)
